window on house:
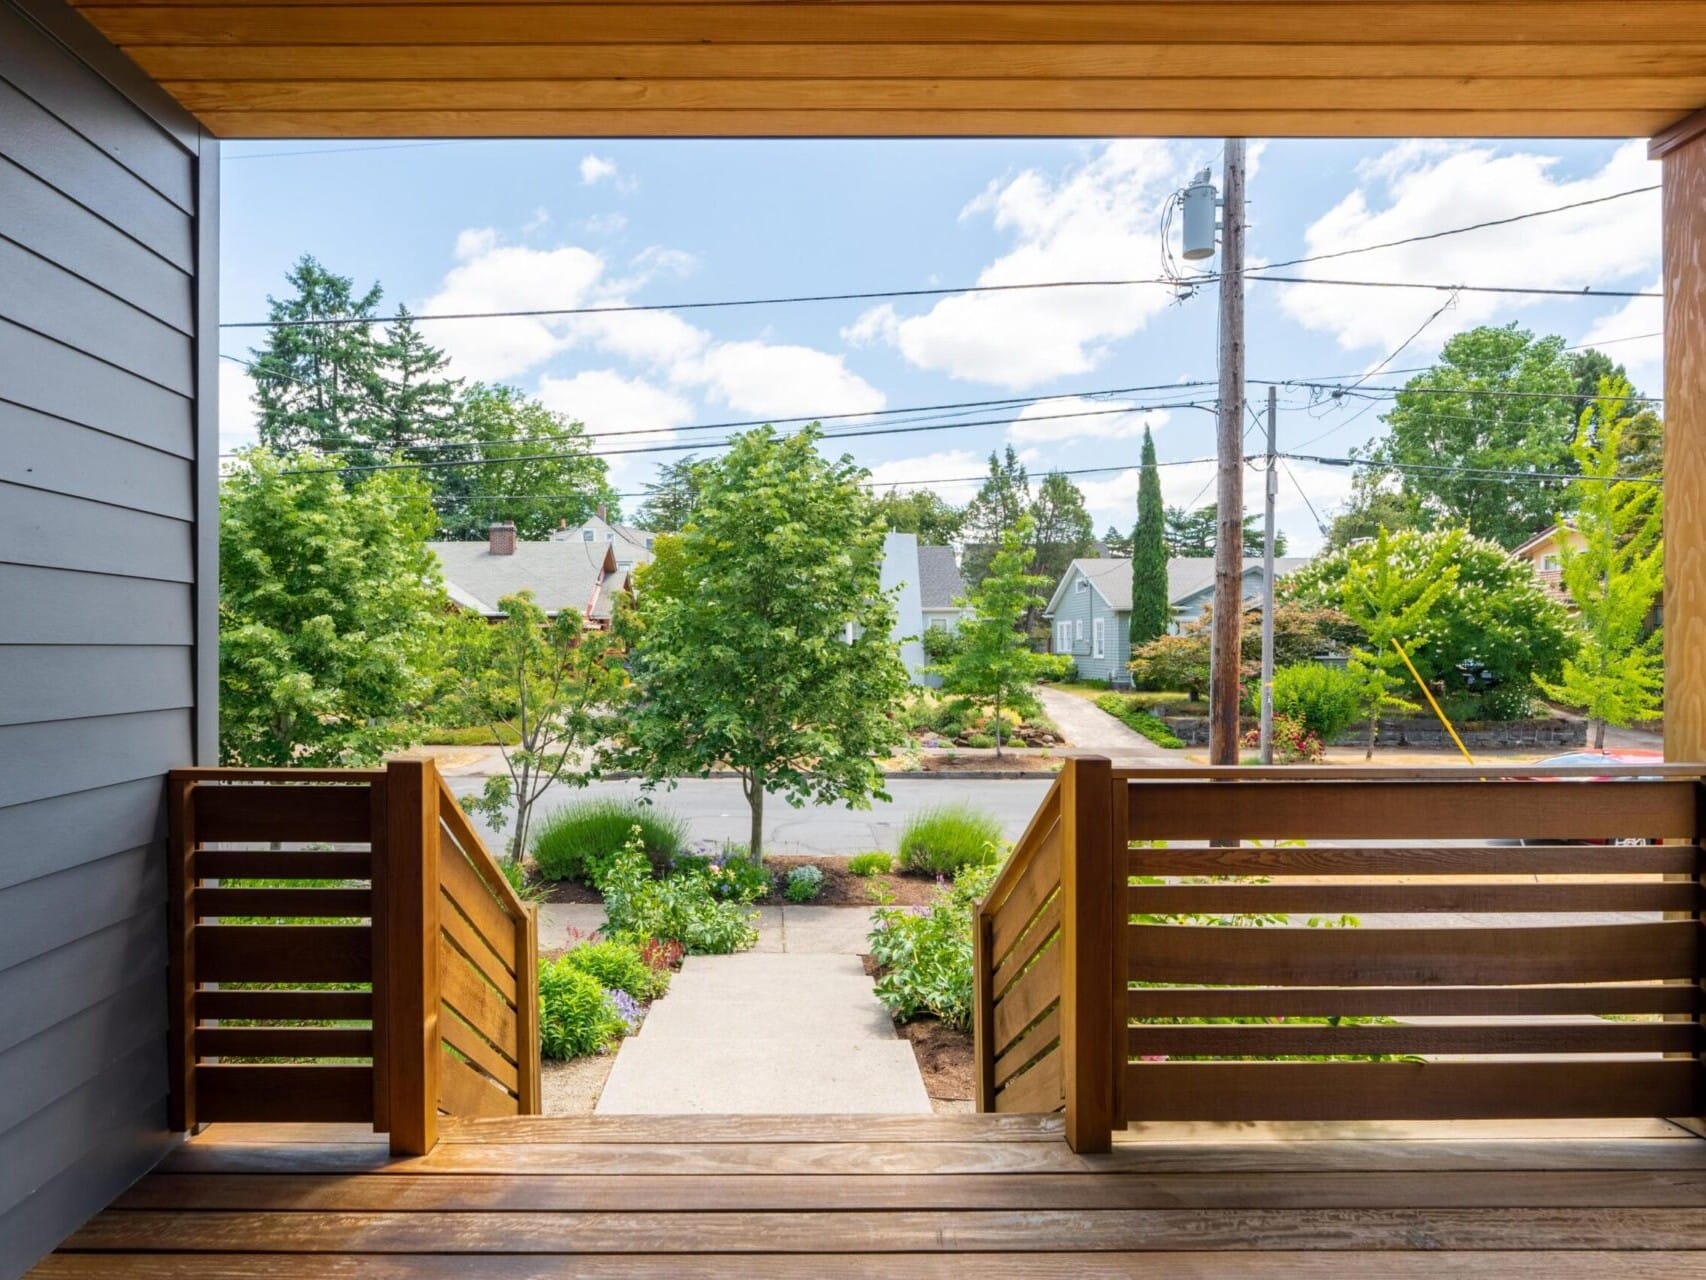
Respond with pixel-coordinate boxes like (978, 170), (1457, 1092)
(1075, 619), (1085, 642)
(1092, 617), (1105, 659)
(581, 529), (594, 542)
(1541, 553), (1561, 572)
(1075, 577), (1088, 592)
(1056, 622), (1070, 653)
(928, 616), (948, 630)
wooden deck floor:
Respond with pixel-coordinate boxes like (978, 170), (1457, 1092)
(31, 1115), (1706, 1277)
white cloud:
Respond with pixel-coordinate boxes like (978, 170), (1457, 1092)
(535, 369), (696, 451)
(673, 340), (885, 418)
(1007, 399), (1170, 445)
(1578, 279), (1664, 393)
(218, 360), (258, 452)
(580, 154), (618, 185)
(1277, 140), (1660, 354)
(844, 141), (1187, 388)
(865, 449), (988, 505)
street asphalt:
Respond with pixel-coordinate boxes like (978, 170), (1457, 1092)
(449, 773), (1056, 857)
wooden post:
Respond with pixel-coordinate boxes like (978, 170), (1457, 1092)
(1060, 755), (1115, 1152)
(385, 758), (440, 1156)
(1107, 770), (1130, 1131)
(166, 775), (197, 1133)
(515, 904), (542, 1114)
(368, 775), (391, 1134)
(1654, 110), (1706, 762)
(972, 910), (996, 1112)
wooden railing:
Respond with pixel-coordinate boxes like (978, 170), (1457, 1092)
(976, 758), (1705, 1152)
(167, 757), (539, 1155)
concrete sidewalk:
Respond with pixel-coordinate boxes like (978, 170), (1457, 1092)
(593, 906), (930, 1115)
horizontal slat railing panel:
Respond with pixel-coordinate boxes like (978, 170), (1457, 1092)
(438, 1045), (519, 1118)
(992, 939), (1062, 1053)
(1126, 983), (1700, 1019)
(1128, 882), (1699, 915)
(995, 1048), (1065, 1114)
(194, 847), (371, 880)
(988, 819), (1061, 962)
(194, 923), (372, 983)
(1126, 922), (1697, 986)
(981, 777), (1060, 915)
(194, 989), (373, 1021)
(439, 784), (530, 921)
(194, 1065), (373, 1123)
(993, 1008), (1060, 1088)
(195, 1027), (374, 1059)
(438, 939), (519, 1050)
(1127, 842), (1699, 877)
(439, 835), (521, 961)
(194, 887), (372, 918)
(440, 889), (519, 992)
(1126, 1021), (1699, 1058)
(991, 895), (1060, 997)
(1124, 1061), (1703, 1122)
(440, 1009), (520, 1093)
(193, 782), (374, 844)
(1123, 780), (1697, 842)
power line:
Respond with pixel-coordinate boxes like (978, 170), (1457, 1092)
(1284, 451), (1661, 486)
(1246, 274), (1658, 300)
(1274, 381), (1662, 404)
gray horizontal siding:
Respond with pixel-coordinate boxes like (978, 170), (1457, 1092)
(1, 483), (194, 582)
(0, 645), (193, 727)
(0, 403), (195, 519)
(0, 565), (194, 645)
(0, 3), (206, 1269)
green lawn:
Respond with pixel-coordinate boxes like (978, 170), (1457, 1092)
(416, 722), (522, 747)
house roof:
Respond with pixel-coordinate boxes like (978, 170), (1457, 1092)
(552, 514), (658, 564)
(916, 545), (966, 610)
(1044, 556), (1311, 617)
(428, 538), (626, 620)
(1509, 521), (1580, 560)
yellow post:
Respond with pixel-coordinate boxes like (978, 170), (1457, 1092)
(1390, 637), (1475, 765)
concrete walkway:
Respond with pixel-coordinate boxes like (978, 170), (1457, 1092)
(1037, 686), (1179, 763)
(592, 905), (930, 1115)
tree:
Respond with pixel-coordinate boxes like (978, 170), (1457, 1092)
(1164, 502), (1282, 557)
(1538, 378), (1665, 748)
(616, 426), (910, 860)
(1101, 524), (1133, 557)
(447, 593), (626, 861)
(634, 454), (713, 532)
(376, 306), (462, 455)
(932, 517), (1050, 756)
(960, 446), (1031, 584)
(219, 449), (445, 766)
(1129, 601), (1361, 702)
(250, 255), (389, 465)
(1326, 484), (1423, 549)
(1366, 324), (1579, 548)
(433, 384), (619, 540)
(1026, 470), (1096, 641)
(874, 488), (964, 545)
(1130, 426), (1170, 645)
(1570, 348), (1664, 479)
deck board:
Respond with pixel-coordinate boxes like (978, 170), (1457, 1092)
(35, 1115), (1706, 1274)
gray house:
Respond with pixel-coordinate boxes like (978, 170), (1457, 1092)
(878, 534), (969, 684)
(1043, 556), (1309, 683)
(430, 522), (631, 627)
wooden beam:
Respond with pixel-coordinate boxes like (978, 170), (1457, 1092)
(1651, 104), (1706, 159)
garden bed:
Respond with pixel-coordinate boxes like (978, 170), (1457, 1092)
(538, 855), (948, 909)
(897, 1018), (975, 1111)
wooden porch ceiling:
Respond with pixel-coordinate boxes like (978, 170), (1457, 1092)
(67, 2), (1706, 139)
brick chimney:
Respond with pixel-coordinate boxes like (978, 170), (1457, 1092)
(488, 521), (517, 555)
(597, 503), (608, 522)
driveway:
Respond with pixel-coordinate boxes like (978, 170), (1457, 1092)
(1037, 686), (1180, 763)
(450, 773), (1055, 856)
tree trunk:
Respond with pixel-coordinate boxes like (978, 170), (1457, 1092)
(993, 692), (1004, 759)
(1593, 718), (1607, 750)
(1364, 714), (1377, 762)
(746, 775), (765, 862)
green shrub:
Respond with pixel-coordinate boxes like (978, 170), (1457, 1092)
(1272, 663), (1362, 742)
(964, 732), (997, 749)
(848, 852), (893, 877)
(898, 805), (1003, 876)
(537, 958), (626, 1059)
(1093, 693), (1186, 748)
(563, 938), (669, 1001)
(673, 846), (771, 903)
(868, 863), (998, 1029)
(784, 865), (824, 903)
(531, 799), (686, 885)
(1033, 653), (1076, 683)
(599, 827), (759, 955)
(415, 722), (523, 747)
(499, 858), (548, 905)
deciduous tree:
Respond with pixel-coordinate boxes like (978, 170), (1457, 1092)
(616, 426), (909, 860)
(960, 446), (1031, 585)
(874, 488), (964, 545)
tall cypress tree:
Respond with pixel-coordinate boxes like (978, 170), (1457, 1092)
(1130, 427), (1170, 644)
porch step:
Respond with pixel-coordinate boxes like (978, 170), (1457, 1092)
(596, 952), (931, 1114)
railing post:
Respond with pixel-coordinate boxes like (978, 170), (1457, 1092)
(516, 904), (542, 1114)
(166, 775), (197, 1133)
(972, 908), (996, 1111)
(1060, 754), (1116, 1152)
(384, 757), (439, 1156)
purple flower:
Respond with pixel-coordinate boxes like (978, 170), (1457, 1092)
(607, 988), (643, 1032)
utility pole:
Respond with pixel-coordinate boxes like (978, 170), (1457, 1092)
(1258, 383), (1278, 765)
(1210, 138), (1246, 767)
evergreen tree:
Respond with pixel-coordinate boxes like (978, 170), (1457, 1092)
(376, 306), (462, 454)
(1129, 426), (1170, 644)
(1101, 524), (1132, 557)
(960, 447), (1031, 584)
(1026, 471), (1096, 640)
(634, 454), (712, 533)
(1165, 502), (1282, 557)
(1538, 378), (1664, 747)
(250, 255), (388, 465)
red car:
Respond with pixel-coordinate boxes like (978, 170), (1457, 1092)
(1528, 749), (1667, 844)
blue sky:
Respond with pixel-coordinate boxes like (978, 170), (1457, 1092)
(219, 136), (1663, 554)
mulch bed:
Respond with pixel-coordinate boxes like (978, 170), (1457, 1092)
(897, 1018), (976, 1104)
(536, 857), (946, 909)
(904, 753), (1062, 775)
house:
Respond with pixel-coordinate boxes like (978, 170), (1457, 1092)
(1510, 521), (1585, 606)
(429, 522), (631, 626)
(1043, 556), (1310, 683)
(878, 533), (969, 684)
(550, 506), (658, 574)
(918, 544), (970, 635)
(5, 0), (1706, 1273)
